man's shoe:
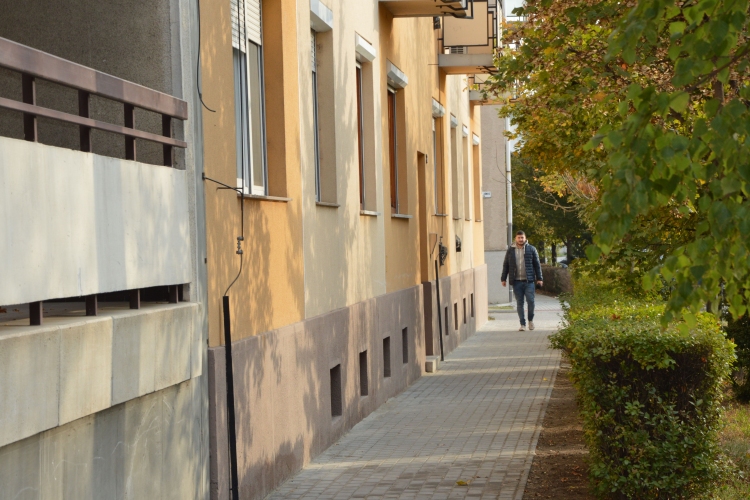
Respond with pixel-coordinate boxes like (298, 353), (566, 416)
(529, 321), (535, 331)
(519, 325), (526, 331)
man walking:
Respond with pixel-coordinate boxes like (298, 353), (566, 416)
(501, 231), (543, 331)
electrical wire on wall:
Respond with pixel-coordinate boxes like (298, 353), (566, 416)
(196, 0), (216, 113)
(197, 3), (252, 497)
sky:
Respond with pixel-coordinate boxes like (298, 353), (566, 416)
(503, 0), (526, 19)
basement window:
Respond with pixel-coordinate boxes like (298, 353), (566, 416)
(402, 327), (408, 364)
(330, 364), (342, 417)
(383, 337), (391, 378)
(359, 350), (368, 396)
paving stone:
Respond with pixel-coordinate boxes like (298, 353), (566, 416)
(268, 295), (562, 500)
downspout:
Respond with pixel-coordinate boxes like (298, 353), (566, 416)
(505, 117), (513, 302)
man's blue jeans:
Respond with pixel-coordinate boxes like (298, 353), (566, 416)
(513, 281), (535, 326)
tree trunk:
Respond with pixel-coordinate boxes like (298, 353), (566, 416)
(551, 243), (557, 266)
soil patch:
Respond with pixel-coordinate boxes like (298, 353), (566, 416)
(523, 360), (595, 499)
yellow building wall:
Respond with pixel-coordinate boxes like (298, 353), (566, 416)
(201, 0), (487, 345)
(201, 0), (304, 347)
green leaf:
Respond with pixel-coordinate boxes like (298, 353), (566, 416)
(669, 92), (690, 113)
(669, 22), (686, 36)
(586, 245), (602, 262)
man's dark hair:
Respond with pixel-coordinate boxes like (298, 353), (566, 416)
(516, 230), (526, 236)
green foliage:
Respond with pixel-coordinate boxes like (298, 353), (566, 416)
(540, 264), (573, 295)
(510, 154), (592, 258)
(726, 316), (750, 402)
(551, 277), (736, 499)
(589, 0), (750, 325)
(488, 0), (750, 326)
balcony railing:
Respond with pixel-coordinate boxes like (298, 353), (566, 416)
(0, 36), (187, 166)
(0, 37), (192, 325)
(380, 0), (471, 18)
(438, 0), (498, 74)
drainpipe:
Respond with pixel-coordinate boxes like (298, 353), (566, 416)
(505, 118), (513, 303)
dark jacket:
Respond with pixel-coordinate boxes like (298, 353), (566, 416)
(501, 243), (543, 285)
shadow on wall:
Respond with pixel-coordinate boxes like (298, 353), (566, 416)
(209, 288), (427, 499)
(0, 0), (179, 167)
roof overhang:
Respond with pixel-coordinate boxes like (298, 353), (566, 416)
(380, 0), (471, 18)
(438, 53), (494, 74)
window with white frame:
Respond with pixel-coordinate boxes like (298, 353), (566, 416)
(311, 30), (321, 201)
(356, 62), (365, 209)
(233, 0), (267, 196)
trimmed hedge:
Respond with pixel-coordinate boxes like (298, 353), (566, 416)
(540, 264), (573, 295)
(551, 278), (735, 499)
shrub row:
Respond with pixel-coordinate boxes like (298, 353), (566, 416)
(551, 277), (735, 499)
(540, 264), (573, 295)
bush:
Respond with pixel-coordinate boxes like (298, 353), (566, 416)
(726, 316), (750, 402)
(540, 264), (572, 295)
(550, 278), (735, 499)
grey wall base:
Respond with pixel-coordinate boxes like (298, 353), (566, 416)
(207, 265), (487, 500)
(485, 251), (509, 304)
(0, 378), (206, 500)
(422, 265), (488, 358)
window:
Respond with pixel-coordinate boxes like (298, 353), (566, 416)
(311, 30), (321, 201)
(388, 88), (398, 212)
(402, 327), (408, 363)
(463, 127), (470, 220)
(444, 306), (449, 335)
(233, 0), (267, 196)
(450, 116), (459, 217)
(359, 350), (368, 396)
(356, 63), (365, 209)
(433, 118), (445, 214)
(472, 138), (481, 221)
(330, 364), (342, 417)
(311, 28), (337, 203)
(383, 336), (391, 378)
(454, 302), (458, 331)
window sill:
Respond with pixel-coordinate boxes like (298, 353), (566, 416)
(475, 219), (483, 222)
(360, 210), (380, 217)
(434, 213), (449, 217)
(391, 214), (413, 219)
(316, 201), (340, 208)
(453, 216), (461, 220)
(465, 218), (472, 221)
(242, 194), (292, 203)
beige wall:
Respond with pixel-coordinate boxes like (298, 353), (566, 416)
(202, 0), (487, 343)
(481, 105), (509, 251)
(298, 0), (387, 319)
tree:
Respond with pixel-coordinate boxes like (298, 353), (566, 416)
(591, 0), (750, 325)
(487, 0), (750, 325)
(511, 154), (591, 264)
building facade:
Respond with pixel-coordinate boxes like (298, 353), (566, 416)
(0, 1), (497, 499)
(480, 106), (512, 304)
(0, 1), (209, 499)
(200, 0), (494, 498)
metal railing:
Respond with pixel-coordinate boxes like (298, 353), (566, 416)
(0, 36), (188, 166)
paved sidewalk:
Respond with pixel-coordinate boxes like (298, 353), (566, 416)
(269, 295), (563, 500)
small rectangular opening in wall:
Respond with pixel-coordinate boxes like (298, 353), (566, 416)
(454, 303), (458, 331)
(359, 351), (368, 396)
(330, 364), (342, 417)
(471, 293), (475, 317)
(383, 337), (391, 378)
(444, 306), (449, 335)
(402, 327), (408, 363)
(463, 298), (467, 324)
